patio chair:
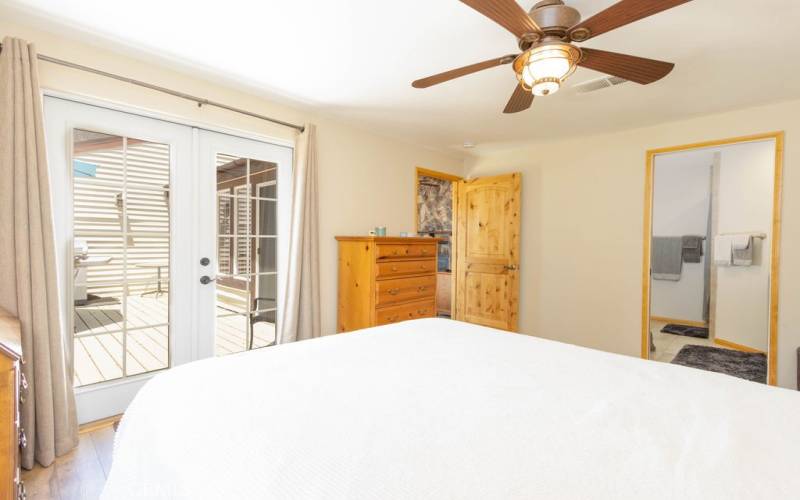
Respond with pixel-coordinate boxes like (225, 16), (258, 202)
(248, 297), (277, 350)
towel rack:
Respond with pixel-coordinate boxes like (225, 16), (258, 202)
(718, 232), (767, 240)
(652, 235), (706, 240)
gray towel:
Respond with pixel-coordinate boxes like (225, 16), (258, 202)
(682, 235), (704, 263)
(652, 237), (683, 281)
(732, 236), (754, 266)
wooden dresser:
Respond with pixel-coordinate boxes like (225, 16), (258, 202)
(0, 308), (24, 500)
(336, 236), (438, 332)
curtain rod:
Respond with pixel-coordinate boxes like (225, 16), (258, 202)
(0, 42), (305, 133)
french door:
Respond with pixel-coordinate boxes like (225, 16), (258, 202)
(195, 130), (292, 360)
(44, 95), (292, 423)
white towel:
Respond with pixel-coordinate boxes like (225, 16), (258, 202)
(731, 235), (751, 251)
(732, 236), (754, 266)
(714, 235), (734, 266)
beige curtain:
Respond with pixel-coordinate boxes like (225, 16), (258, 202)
(279, 124), (321, 343)
(0, 37), (79, 468)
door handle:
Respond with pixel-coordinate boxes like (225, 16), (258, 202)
(504, 264), (518, 271)
(200, 275), (216, 285)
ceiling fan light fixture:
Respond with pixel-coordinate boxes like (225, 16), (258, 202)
(517, 43), (581, 97)
(531, 77), (561, 96)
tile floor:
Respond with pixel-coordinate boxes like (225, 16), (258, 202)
(649, 319), (716, 363)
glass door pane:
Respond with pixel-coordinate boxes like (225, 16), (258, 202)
(72, 129), (170, 386)
(214, 156), (278, 355)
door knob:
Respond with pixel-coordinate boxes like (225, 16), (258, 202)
(200, 257), (210, 266)
(200, 275), (216, 285)
(504, 264), (518, 271)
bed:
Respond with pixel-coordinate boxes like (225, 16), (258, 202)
(102, 318), (800, 499)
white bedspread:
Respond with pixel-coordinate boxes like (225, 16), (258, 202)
(103, 319), (800, 499)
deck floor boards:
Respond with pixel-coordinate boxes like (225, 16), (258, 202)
(74, 295), (275, 386)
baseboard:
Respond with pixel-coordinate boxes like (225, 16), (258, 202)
(714, 338), (766, 355)
(650, 316), (707, 328)
(78, 414), (122, 434)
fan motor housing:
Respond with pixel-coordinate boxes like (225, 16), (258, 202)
(529, 0), (581, 36)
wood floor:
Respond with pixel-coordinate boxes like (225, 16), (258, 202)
(22, 422), (115, 500)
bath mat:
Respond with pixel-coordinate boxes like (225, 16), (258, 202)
(671, 345), (766, 383)
(661, 323), (709, 339)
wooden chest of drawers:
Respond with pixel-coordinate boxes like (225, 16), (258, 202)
(336, 236), (438, 332)
(0, 308), (24, 500)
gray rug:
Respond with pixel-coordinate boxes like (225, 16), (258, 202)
(661, 324), (709, 339)
(671, 345), (766, 384)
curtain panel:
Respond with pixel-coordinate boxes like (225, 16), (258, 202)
(279, 124), (321, 343)
(0, 37), (78, 468)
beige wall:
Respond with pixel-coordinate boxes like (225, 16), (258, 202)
(0, 18), (465, 336)
(466, 99), (799, 389)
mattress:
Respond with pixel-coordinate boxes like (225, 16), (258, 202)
(102, 318), (800, 499)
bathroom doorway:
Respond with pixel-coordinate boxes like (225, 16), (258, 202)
(641, 133), (783, 385)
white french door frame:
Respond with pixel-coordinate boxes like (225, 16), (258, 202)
(44, 90), (294, 423)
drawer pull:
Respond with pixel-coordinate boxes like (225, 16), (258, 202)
(417, 309), (429, 315)
(417, 286), (428, 292)
(387, 315), (399, 322)
(387, 288), (400, 296)
(391, 266), (399, 272)
(20, 372), (28, 392)
(421, 248), (429, 254)
(19, 428), (26, 449)
(17, 480), (25, 500)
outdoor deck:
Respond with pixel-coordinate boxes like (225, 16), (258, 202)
(73, 294), (275, 386)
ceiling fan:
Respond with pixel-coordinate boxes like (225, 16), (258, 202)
(412, 0), (693, 113)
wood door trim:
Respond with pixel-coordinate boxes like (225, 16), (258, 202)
(713, 338), (767, 355)
(416, 167), (463, 183)
(650, 316), (707, 328)
(641, 131), (784, 386)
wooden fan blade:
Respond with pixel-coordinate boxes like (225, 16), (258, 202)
(569, 0), (692, 42)
(503, 84), (533, 114)
(460, 0), (542, 39)
(412, 55), (516, 89)
(578, 48), (674, 85)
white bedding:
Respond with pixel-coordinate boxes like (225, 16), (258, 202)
(103, 319), (800, 499)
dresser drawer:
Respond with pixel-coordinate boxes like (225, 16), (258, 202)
(376, 275), (436, 306)
(376, 243), (436, 260)
(376, 299), (436, 326)
(376, 259), (436, 278)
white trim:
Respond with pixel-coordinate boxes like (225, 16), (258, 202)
(73, 373), (156, 424)
(42, 88), (297, 149)
(73, 369), (158, 395)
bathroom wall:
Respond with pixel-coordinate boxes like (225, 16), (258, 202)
(713, 140), (775, 352)
(651, 150), (713, 323)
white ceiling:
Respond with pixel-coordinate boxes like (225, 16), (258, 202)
(4, 0), (800, 153)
